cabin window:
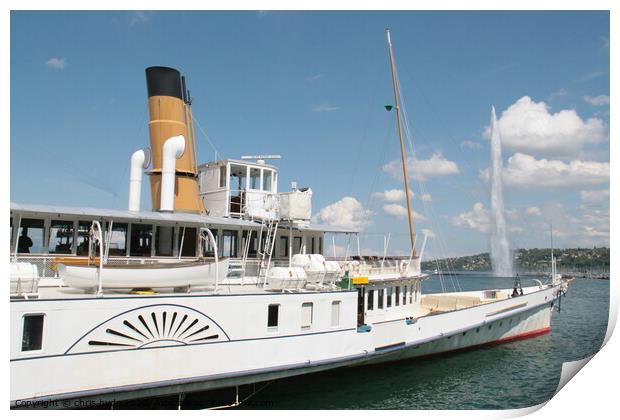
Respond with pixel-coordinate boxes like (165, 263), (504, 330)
(177, 227), (197, 257)
(403, 286), (408, 305)
(331, 301), (341, 327)
(107, 223), (128, 256)
(130, 224), (152, 257)
(48, 220), (74, 254)
(76, 221), (95, 255)
(395, 286), (401, 307)
(242, 230), (258, 258)
(22, 314), (44, 352)
(221, 230), (238, 258)
(293, 237), (302, 254)
(267, 304), (279, 330)
(219, 166), (227, 188)
(250, 167), (261, 190)
(263, 170), (273, 192)
(202, 229), (218, 257)
(410, 283), (415, 303)
(155, 226), (175, 256)
(311, 237), (315, 254)
(229, 164), (247, 192)
(386, 287), (393, 307)
(367, 289), (374, 310)
(279, 236), (289, 258)
(318, 237), (323, 255)
(16, 218), (44, 254)
(301, 302), (313, 329)
(378, 289), (384, 309)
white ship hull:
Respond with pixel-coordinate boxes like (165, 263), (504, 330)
(10, 282), (561, 407)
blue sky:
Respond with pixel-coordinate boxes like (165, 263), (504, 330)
(10, 11), (610, 257)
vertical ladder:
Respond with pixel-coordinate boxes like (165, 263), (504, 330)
(258, 219), (278, 284)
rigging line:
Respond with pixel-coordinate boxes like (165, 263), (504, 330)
(192, 116), (221, 162)
(394, 64), (461, 292)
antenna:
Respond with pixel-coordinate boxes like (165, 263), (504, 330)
(241, 155), (281, 165)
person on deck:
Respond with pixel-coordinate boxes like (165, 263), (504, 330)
(17, 228), (33, 253)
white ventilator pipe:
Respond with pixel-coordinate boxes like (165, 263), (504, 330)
(128, 149), (148, 211)
(160, 135), (186, 212)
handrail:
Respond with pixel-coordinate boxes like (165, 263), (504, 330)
(200, 228), (219, 292)
(89, 220), (105, 296)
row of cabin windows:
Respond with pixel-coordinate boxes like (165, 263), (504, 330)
(10, 217), (323, 258)
(366, 285), (415, 311)
(267, 301), (340, 331)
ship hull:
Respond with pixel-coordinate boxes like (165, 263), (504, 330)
(11, 284), (560, 408)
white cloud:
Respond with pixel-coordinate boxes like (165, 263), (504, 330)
(525, 207), (542, 216)
(539, 202), (609, 246)
(419, 193), (432, 202)
(305, 74), (323, 82)
(312, 104), (340, 112)
(421, 228), (436, 238)
(383, 153), (459, 181)
(485, 96), (606, 157)
(451, 203), (523, 235)
(584, 95), (610, 106)
(371, 189), (409, 202)
(580, 189), (609, 204)
(460, 140), (483, 150)
(382, 204), (426, 221)
(313, 197), (372, 230)
(451, 202), (492, 234)
(45, 57), (66, 70)
(481, 153), (609, 188)
(129, 11), (152, 26)
(549, 88), (568, 100)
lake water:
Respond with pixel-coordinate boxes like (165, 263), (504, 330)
(117, 274), (609, 409)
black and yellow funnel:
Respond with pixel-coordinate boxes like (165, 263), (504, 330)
(145, 66), (205, 213)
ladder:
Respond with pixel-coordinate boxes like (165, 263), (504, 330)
(257, 219), (278, 284)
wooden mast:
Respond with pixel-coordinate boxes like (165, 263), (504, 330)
(386, 29), (416, 256)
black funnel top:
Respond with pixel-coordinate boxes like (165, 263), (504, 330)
(145, 66), (183, 99)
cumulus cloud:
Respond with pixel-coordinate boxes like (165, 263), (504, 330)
(371, 189), (407, 202)
(451, 203), (523, 234)
(525, 207), (542, 216)
(312, 104), (340, 112)
(485, 96), (606, 157)
(382, 204), (426, 221)
(584, 95), (610, 106)
(540, 202), (609, 246)
(313, 197), (372, 230)
(383, 153), (459, 181)
(480, 153), (609, 188)
(580, 189), (609, 204)
(46, 57), (66, 70)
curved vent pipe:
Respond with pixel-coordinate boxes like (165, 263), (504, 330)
(160, 135), (186, 212)
(128, 149), (150, 212)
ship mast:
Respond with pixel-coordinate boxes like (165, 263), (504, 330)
(386, 29), (416, 256)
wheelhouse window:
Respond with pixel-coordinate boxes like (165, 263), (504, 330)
(387, 287), (393, 307)
(249, 167), (261, 190)
(155, 226), (175, 257)
(267, 304), (279, 330)
(16, 218), (44, 254)
(22, 314), (44, 352)
(263, 170), (273, 192)
(395, 286), (400, 307)
(221, 230), (238, 258)
(311, 237), (315, 254)
(130, 224), (152, 257)
(48, 220), (74, 254)
(107, 223), (128, 256)
(318, 237), (323, 255)
(378, 289), (384, 309)
(331, 301), (341, 327)
(301, 302), (313, 329)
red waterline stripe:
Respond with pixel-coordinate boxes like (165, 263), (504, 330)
(492, 326), (552, 344)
